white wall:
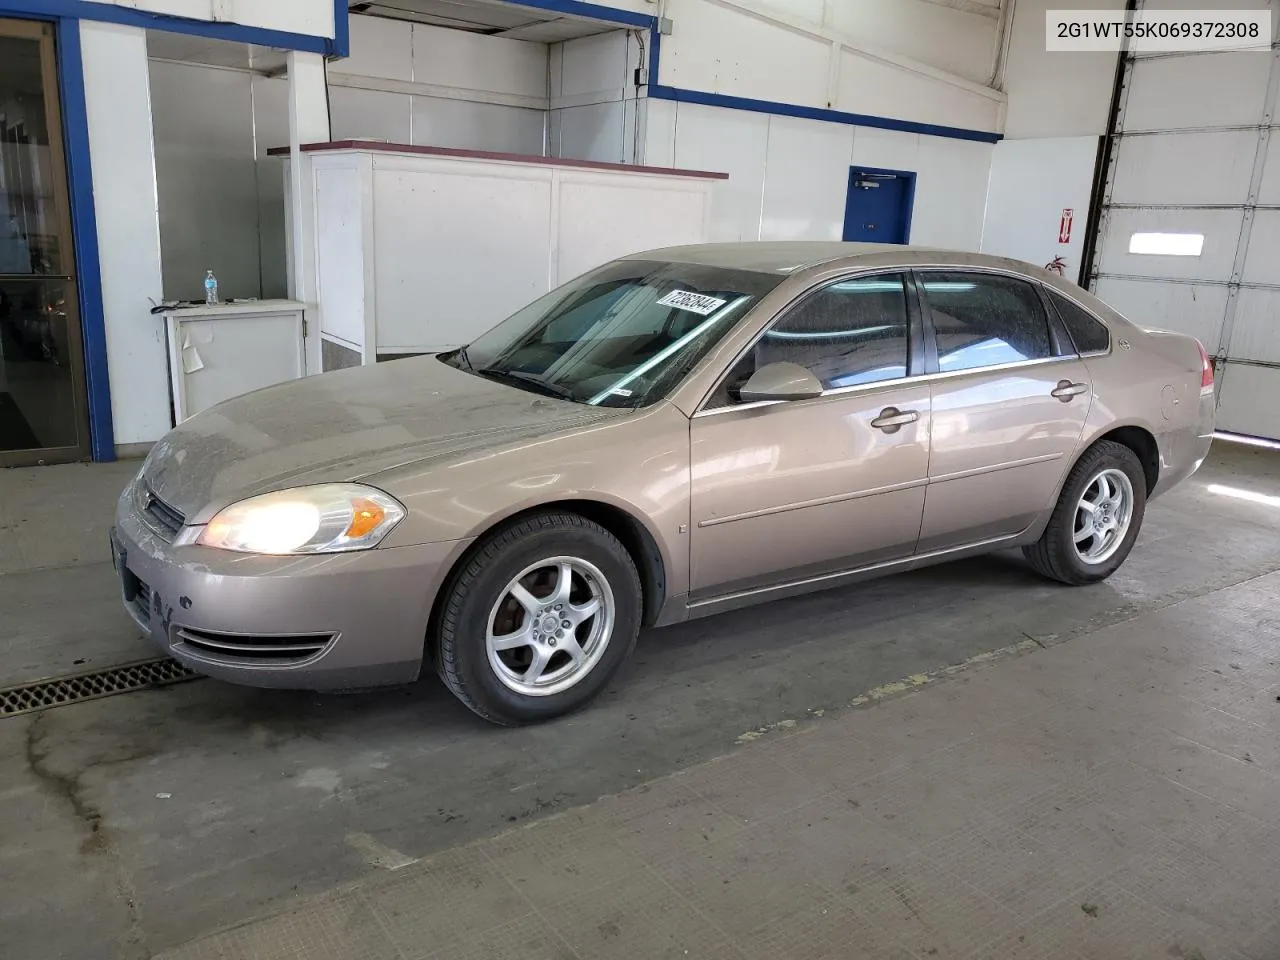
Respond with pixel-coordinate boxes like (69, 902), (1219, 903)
(1001, 0), (1124, 139)
(80, 22), (169, 448)
(978, 0), (1123, 278)
(91, 0), (335, 40)
(327, 15), (547, 154)
(149, 61), (264, 302)
(645, 100), (994, 250)
(651, 0), (1005, 134)
(825, 0), (1002, 85)
(590, 0), (1005, 89)
(549, 31), (643, 164)
(145, 53), (294, 303)
(980, 136), (1098, 277)
(252, 76), (291, 300)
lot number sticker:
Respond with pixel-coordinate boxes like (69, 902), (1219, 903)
(656, 290), (728, 315)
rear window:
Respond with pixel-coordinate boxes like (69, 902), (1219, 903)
(1048, 290), (1110, 354)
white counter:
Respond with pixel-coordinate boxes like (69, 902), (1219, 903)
(163, 299), (307, 422)
(272, 140), (727, 369)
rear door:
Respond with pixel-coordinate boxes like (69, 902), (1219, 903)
(915, 270), (1093, 553)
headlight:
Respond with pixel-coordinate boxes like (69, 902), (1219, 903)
(197, 484), (405, 555)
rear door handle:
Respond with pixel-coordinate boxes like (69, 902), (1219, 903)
(1051, 380), (1089, 401)
(870, 407), (919, 433)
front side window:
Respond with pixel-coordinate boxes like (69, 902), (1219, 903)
(441, 260), (783, 408)
(1047, 290), (1111, 354)
(919, 272), (1054, 373)
(708, 274), (911, 408)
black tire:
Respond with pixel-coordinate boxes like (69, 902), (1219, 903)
(1022, 439), (1147, 585)
(434, 511), (642, 725)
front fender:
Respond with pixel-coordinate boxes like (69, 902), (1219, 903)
(374, 402), (693, 603)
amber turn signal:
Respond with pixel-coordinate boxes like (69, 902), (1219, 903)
(346, 498), (386, 539)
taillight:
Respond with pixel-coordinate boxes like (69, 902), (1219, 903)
(1196, 340), (1214, 389)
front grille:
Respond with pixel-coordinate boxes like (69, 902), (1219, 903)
(174, 627), (334, 663)
(142, 487), (185, 539)
(133, 578), (152, 625)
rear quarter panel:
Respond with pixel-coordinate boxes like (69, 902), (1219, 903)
(1080, 326), (1213, 499)
(1039, 274), (1214, 498)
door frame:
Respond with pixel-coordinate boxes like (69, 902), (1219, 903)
(843, 166), (916, 245)
(0, 16), (96, 466)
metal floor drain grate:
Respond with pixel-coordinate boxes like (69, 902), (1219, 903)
(0, 658), (200, 718)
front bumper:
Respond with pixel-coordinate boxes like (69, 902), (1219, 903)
(111, 486), (469, 690)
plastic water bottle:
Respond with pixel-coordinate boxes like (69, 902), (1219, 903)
(204, 270), (219, 305)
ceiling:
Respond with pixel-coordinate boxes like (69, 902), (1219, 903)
(145, 0), (634, 71)
(347, 0), (633, 42)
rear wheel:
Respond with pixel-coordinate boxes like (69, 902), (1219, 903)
(435, 512), (642, 725)
(1023, 440), (1147, 585)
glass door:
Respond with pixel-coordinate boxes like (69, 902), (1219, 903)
(0, 18), (90, 465)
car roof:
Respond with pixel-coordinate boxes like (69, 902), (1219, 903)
(622, 241), (1042, 277)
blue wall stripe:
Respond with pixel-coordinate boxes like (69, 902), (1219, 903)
(501, 0), (656, 29)
(0, 0), (336, 55)
(331, 0), (349, 57)
(647, 20), (661, 87)
(648, 85), (1002, 144)
(52, 17), (115, 460)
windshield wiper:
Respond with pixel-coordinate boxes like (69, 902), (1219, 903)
(476, 367), (577, 401)
(452, 345), (474, 370)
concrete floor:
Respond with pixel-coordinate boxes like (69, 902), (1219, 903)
(1, 441), (1278, 959)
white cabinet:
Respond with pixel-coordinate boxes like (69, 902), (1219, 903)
(163, 300), (307, 423)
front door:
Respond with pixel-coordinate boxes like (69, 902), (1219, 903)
(914, 270), (1093, 553)
(0, 19), (90, 466)
(842, 168), (913, 244)
(689, 273), (930, 599)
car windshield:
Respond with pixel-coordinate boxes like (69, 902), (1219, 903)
(441, 259), (784, 408)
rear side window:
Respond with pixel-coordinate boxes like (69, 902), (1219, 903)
(919, 272), (1054, 373)
(1047, 290), (1110, 354)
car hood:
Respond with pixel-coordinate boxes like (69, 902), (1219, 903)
(139, 356), (625, 523)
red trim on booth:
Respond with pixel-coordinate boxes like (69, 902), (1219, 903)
(266, 140), (730, 180)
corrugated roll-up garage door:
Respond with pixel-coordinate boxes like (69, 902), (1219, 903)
(1090, 15), (1280, 440)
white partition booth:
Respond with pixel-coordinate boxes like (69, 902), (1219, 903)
(274, 141), (726, 370)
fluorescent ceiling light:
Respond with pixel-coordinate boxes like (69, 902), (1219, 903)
(1129, 232), (1204, 256)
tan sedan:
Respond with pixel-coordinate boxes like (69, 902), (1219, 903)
(111, 243), (1216, 724)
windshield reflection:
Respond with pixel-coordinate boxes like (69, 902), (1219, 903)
(440, 260), (784, 409)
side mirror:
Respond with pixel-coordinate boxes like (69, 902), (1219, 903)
(738, 361), (824, 403)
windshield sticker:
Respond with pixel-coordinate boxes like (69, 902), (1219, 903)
(656, 290), (728, 315)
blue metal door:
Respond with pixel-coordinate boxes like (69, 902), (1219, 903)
(843, 168), (914, 244)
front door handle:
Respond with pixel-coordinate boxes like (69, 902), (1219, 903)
(1051, 380), (1089, 402)
(870, 407), (919, 433)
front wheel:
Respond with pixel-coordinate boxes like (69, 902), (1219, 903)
(434, 512), (642, 725)
(1023, 440), (1147, 585)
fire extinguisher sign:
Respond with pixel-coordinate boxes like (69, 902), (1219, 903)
(1059, 208), (1073, 244)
